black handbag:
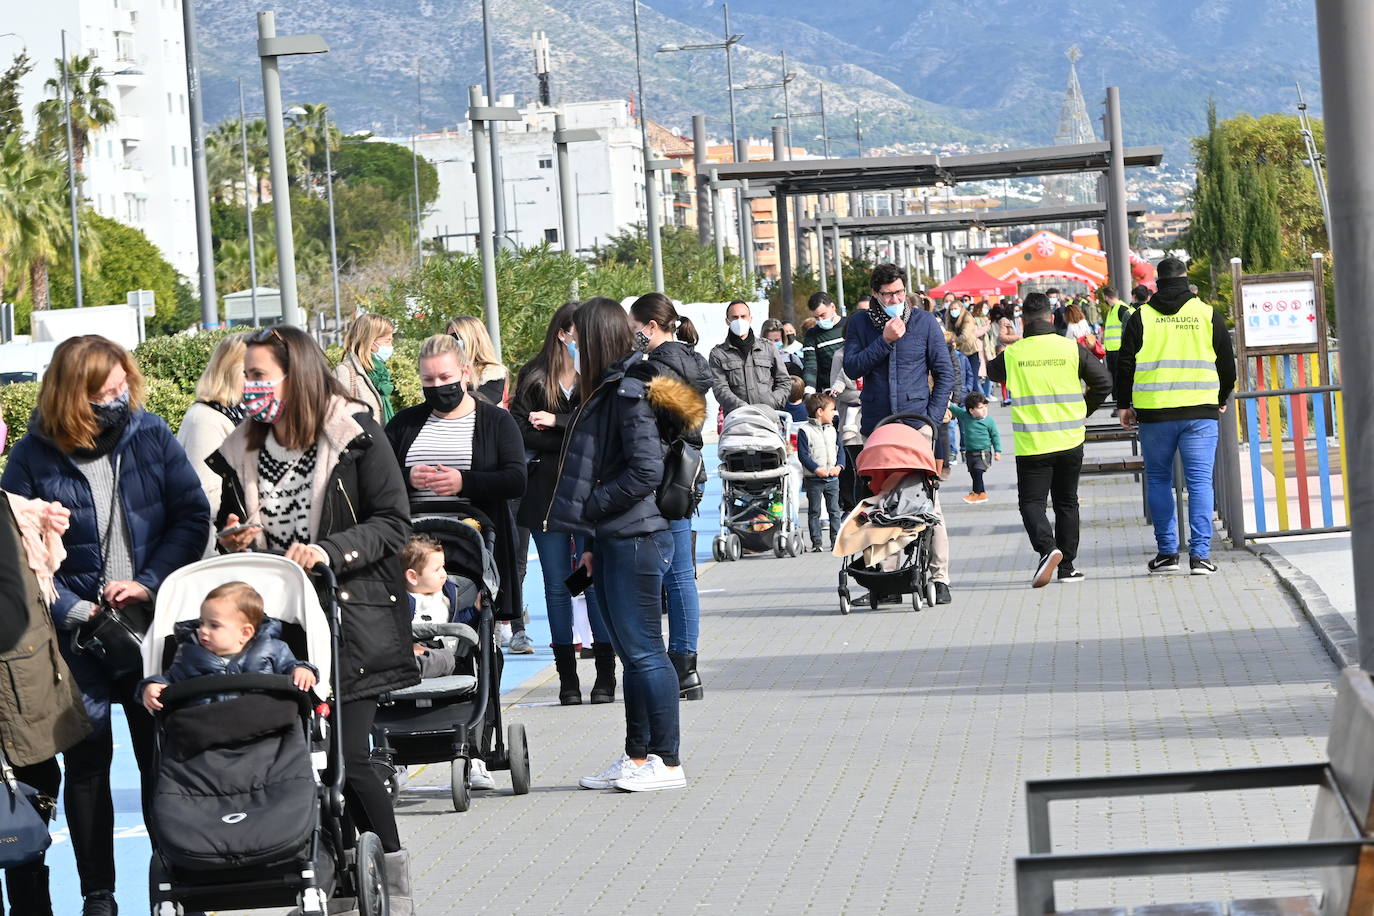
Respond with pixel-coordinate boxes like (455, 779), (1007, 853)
(656, 438), (705, 521)
(0, 751), (51, 868)
(73, 454), (152, 681)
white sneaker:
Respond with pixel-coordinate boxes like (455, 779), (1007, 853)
(467, 757), (496, 790)
(613, 754), (686, 792)
(579, 753), (639, 790)
(497, 623), (513, 648)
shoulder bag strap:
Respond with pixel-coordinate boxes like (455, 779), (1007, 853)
(96, 453), (123, 598)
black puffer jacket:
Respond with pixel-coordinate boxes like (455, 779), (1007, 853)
(545, 356), (706, 539)
(208, 398), (417, 703)
(643, 341), (712, 449)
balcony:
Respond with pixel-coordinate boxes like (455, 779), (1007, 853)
(116, 116), (144, 141)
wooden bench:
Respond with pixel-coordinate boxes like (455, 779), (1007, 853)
(1014, 667), (1374, 915)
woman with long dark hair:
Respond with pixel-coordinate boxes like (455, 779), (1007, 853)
(548, 298), (704, 793)
(1, 335), (209, 915)
(628, 292), (710, 700)
(511, 302), (616, 705)
(209, 326), (417, 913)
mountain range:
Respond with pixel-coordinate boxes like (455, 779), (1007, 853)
(195, 0), (1323, 177)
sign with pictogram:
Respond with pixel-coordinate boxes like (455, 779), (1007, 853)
(1239, 278), (1318, 348)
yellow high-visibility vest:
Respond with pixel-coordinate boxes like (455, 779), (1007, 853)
(1004, 334), (1086, 457)
(1103, 301), (1130, 352)
(1133, 298), (1218, 410)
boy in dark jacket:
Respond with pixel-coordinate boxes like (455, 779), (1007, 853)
(139, 581), (316, 711)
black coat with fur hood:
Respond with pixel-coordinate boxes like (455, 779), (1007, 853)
(208, 398), (418, 703)
(546, 356), (706, 540)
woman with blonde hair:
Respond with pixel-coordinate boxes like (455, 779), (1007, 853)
(445, 314), (508, 406)
(334, 312), (396, 423)
(1, 335), (208, 915)
(177, 333), (248, 550)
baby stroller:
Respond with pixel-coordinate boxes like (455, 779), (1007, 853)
(835, 413), (943, 615)
(141, 553), (388, 916)
(370, 511), (531, 813)
(711, 404), (804, 561)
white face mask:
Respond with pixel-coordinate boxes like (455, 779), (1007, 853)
(729, 318), (750, 338)
(374, 345), (394, 362)
(950, 309), (961, 318)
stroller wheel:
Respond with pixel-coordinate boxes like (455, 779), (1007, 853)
(772, 532), (787, 558)
(909, 588), (923, 613)
(711, 536), (726, 563)
(789, 531), (805, 557)
(925, 580), (938, 608)
(726, 534), (742, 562)
(508, 723), (531, 795)
(838, 590), (851, 615)
(355, 831), (388, 916)
(451, 758), (471, 812)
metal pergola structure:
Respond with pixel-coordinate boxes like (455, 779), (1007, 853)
(800, 202), (1149, 238)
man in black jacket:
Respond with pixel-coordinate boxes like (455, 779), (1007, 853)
(1115, 257), (1236, 575)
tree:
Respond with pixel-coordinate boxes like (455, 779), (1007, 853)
(1239, 162), (1282, 273)
(1189, 100), (1243, 293)
(332, 140), (438, 209)
(588, 225), (751, 303)
(0, 51), (33, 143)
(34, 54), (116, 190)
(45, 212), (175, 324)
(286, 102), (340, 189)
(292, 182), (411, 269)
(0, 133), (71, 309)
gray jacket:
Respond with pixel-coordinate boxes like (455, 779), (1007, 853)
(709, 334), (791, 414)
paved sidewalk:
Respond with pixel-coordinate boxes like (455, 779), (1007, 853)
(390, 432), (1337, 914)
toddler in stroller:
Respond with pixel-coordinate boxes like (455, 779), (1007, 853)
(833, 414), (945, 614)
(138, 580), (317, 712)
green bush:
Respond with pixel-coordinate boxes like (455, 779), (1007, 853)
(134, 330), (238, 396)
(0, 382), (38, 451)
(145, 379), (195, 435)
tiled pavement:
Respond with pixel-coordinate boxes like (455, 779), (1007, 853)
(389, 431), (1338, 914)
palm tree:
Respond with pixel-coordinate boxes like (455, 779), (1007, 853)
(34, 54), (116, 194)
(0, 133), (71, 309)
(286, 102), (339, 190)
(206, 120), (243, 205)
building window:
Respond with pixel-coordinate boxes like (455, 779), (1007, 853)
(544, 228), (558, 243)
(179, 94), (185, 114)
(167, 92), (172, 113)
(538, 157), (552, 169)
(114, 32), (135, 63)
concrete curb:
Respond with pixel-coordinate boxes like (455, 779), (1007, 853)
(1249, 542), (1358, 669)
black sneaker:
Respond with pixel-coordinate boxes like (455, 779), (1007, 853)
(934, 582), (952, 604)
(1057, 566), (1085, 582)
(82, 891), (118, 916)
(1148, 553), (1180, 573)
(1190, 556), (1218, 576)
(1033, 549), (1064, 588)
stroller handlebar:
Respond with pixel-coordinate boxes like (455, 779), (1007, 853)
(874, 412), (937, 434)
(158, 673), (313, 714)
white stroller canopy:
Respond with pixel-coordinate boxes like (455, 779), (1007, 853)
(142, 554), (333, 694)
(719, 405), (787, 455)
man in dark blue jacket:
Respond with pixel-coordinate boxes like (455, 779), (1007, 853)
(843, 263), (957, 604)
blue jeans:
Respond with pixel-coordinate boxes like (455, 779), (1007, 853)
(664, 517), (700, 654)
(947, 418), (961, 455)
(962, 352), (979, 399)
(589, 531), (680, 766)
(529, 528), (609, 645)
(802, 476), (841, 547)
(1137, 418), (1219, 559)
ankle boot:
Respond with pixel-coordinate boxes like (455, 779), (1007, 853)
(590, 642), (617, 704)
(383, 850), (413, 916)
(669, 651), (704, 700)
(551, 643), (582, 705)
(6, 863), (53, 916)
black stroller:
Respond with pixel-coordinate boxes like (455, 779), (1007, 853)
(141, 553), (389, 916)
(370, 512), (531, 813)
(836, 413), (943, 614)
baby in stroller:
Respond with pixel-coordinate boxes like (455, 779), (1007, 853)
(138, 580), (316, 711)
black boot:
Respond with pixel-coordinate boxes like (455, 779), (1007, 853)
(551, 643), (582, 706)
(81, 890), (117, 916)
(669, 651), (704, 701)
(6, 863), (53, 916)
(590, 642), (617, 704)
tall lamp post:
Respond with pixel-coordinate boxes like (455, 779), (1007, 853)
(237, 78), (260, 326)
(181, 0), (218, 327)
(631, 0), (664, 292)
(58, 30), (83, 308)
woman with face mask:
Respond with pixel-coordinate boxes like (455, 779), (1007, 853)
(333, 313), (397, 424)
(209, 325), (418, 912)
(2, 335), (209, 916)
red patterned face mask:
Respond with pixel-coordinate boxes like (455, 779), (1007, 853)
(243, 378), (284, 424)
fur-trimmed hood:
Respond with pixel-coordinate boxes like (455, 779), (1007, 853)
(626, 360), (707, 444)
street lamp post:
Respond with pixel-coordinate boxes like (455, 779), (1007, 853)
(322, 110), (341, 328)
(554, 116), (598, 256)
(480, 0), (509, 249)
(58, 30), (82, 309)
(237, 79), (260, 326)
(181, 0), (218, 327)
(632, 0), (664, 292)
(256, 12), (328, 328)
(467, 87), (521, 359)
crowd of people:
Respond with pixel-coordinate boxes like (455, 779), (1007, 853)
(0, 256), (1235, 914)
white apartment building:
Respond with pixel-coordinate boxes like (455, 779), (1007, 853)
(9, 0), (197, 288)
(388, 100), (737, 258)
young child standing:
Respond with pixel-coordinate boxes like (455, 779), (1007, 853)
(139, 581), (317, 711)
(783, 376), (809, 425)
(796, 393), (846, 552)
(949, 392), (1002, 504)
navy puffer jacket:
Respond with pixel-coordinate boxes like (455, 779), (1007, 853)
(137, 617), (315, 703)
(0, 410), (211, 630)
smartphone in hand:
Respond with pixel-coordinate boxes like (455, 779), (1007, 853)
(564, 565), (593, 597)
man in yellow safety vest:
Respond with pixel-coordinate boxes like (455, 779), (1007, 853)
(1100, 284), (1137, 389)
(1116, 257), (1236, 575)
(988, 292), (1112, 587)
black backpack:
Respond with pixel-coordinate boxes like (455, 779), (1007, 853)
(657, 438), (705, 521)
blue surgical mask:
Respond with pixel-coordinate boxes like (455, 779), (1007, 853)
(817, 316), (837, 330)
(374, 345), (394, 362)
(883, 304), (903, 319)
(564, 338), (579, 367)
(771, 339), (783, 350)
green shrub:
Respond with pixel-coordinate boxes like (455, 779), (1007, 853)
(145, 379), (195, 435)
(134, 330), (238, 396)
(0, 382), (38, 451)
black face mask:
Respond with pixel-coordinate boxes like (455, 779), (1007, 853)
(423, 381), (466, 414)
(91, 392), (131, 431)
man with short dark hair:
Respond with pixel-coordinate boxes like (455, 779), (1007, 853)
(1116, 257), (1236, 575)
(843, 263), (957, 604)
(709, 300), (791, 414)
(802, 291), (845, 394)
(989, 293), (1112, 586)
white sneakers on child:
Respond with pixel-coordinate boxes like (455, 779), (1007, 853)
(578, 753), (686, 792)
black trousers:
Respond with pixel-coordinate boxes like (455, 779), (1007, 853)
(1015, 444), (1083, 566)
(1105, 351), (1120, 401)
(62, 674), (158, 897)
(324, 698), (402, 853)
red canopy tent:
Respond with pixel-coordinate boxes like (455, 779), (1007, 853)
(928, 261), (1018, 299)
